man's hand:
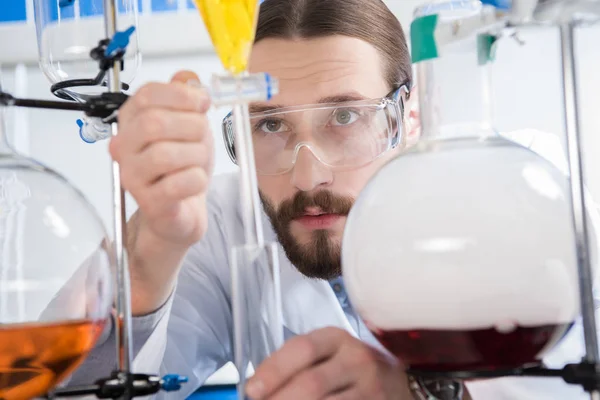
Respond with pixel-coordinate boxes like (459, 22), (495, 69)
(109, 70), (215, 315)
(245, 327), (414, 400)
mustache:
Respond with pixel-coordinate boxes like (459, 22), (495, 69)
(276, 190), (355, 224)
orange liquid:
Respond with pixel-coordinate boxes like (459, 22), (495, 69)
(194, 0), (260, 74)
(0, 319), (105, 400)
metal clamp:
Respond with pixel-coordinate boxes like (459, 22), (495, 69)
(44, 372), (188, 399)
(50, 27), (136, 101)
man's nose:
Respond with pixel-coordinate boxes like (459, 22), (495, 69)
(290, 144), (333, 192)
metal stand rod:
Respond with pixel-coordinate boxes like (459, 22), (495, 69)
(559, 21), (600, 397)
(0, 94), (88, 111)
(104, 0), (134, 386)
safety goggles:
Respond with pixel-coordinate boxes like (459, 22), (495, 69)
(222, 85), (410, 176)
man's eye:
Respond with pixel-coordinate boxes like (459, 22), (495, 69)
(331, 109), (360, 126)
(260, 119), (285, 133)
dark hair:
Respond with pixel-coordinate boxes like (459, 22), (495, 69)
(255, 0), (412, 90)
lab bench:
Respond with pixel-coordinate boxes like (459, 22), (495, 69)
(188, 363), (239, 399)
(188, 385), (237, 400)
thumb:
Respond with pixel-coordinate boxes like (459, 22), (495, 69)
(171, 70), (201, 85)
(171, 70), (212, 112)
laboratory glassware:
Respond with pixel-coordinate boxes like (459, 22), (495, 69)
(342, 0), (585, 374)
(193, 1), (284, 398)
(0, 83), (113, 400)
(33, 0), (141, 101)
(0, 0), (187, 398)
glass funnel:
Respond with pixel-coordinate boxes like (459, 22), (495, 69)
(194, 0), (260, 75)
(33, 0), (141, 99)
(0, 102), (113, 398)
(342, 0), (589, 374)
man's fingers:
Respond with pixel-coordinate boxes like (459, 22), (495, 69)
(119, 80), (210, 118)
(115, 110), (210, 155)
(122, 142), (209, 188)
(268, 352), (355, 400)
(171, 70), (200, 84)
(135, 167), (208, 219)
(247, 328), (348, 399)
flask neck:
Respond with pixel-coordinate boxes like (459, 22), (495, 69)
(412, 14), (497, 142)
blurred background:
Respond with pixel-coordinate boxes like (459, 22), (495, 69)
(0, 0), (599, 390)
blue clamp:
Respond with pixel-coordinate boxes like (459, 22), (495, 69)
(105, 26), (136, 58)
(77, 119), (95, 144)
(161, 374), (188, 392)
(265, 73), (273, 100)
(480, 0), (512, 10)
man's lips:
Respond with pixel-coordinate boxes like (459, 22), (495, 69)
(293, 210), (345, 229)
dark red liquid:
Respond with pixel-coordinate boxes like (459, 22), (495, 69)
(373, 323), (572, 371)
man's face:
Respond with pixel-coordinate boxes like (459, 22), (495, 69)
(248, 36), (401, 280)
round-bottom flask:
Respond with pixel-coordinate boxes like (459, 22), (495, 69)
(342, 0), (588, 375)
(0, 113), (113, 398)
(343, 134), (583, 372)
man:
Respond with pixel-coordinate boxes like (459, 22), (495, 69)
(70, 0), (599, 399)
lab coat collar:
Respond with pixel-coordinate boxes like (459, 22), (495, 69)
(276, 243), (358, 338)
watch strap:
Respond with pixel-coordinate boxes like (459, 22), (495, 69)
(408, 375), (464, 400)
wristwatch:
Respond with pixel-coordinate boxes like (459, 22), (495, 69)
(408, 375), (464, 400)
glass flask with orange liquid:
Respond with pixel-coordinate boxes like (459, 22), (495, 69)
(0, 85), (113, 399)
(192, 1), (283, 398)
(342, 0), (588, 376)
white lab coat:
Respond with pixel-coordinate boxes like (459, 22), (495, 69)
(131, 129), (600, 400)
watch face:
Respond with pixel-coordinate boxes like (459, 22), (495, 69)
(410, 376), (464, 400)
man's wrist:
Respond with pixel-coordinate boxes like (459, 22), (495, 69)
(127, 212), (188, 315)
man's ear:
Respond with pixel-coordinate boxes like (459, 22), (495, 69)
(403, 86), (421, 148)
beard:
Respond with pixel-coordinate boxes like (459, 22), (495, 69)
(260, 190), (355, 280)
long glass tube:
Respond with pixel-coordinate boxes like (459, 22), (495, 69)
(223, 65), (283, 400)
(193, 1), (284, 397)
(228, 98), (283, 398)
(189, 2), (284, 398)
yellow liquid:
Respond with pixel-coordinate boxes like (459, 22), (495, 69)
(195, 0), (260, 75)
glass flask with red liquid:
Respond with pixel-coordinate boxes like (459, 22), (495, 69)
(0, 89), (113, 398)
(342, 0), (593, 375)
